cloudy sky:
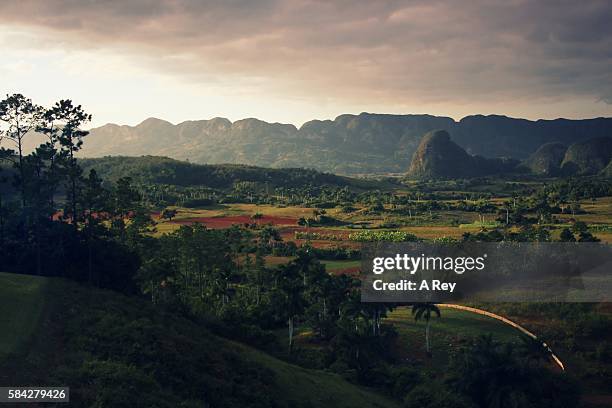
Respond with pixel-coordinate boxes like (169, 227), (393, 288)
(0, 0), (611, 127)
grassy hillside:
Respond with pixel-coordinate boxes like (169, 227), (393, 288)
(0, 273), (47, 363)
(0, 272), (398, 408)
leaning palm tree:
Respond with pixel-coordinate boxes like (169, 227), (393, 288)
(412, 303), (441, 355)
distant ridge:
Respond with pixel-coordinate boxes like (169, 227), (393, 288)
(25, 112), (612, 175)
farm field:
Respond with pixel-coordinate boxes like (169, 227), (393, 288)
(557, 197), (612, 224)
(152, 195), (612, 246)
(155, 204), (312, 236)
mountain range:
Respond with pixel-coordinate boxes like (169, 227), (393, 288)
(25, 113), (612, 175)
(407, 131), (612, 179)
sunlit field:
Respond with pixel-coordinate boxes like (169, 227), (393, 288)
(151, 196), (612, 246)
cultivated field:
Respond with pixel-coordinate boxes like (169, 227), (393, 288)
(152, 196), (612, 249)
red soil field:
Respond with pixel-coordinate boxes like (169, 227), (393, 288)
(170, 215), (298, 228)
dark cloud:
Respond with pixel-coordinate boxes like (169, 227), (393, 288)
(1, 0), (610, 112)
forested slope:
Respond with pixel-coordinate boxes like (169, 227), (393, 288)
(0, 272), (397, 408)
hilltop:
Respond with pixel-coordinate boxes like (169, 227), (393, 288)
(407, 130), (477, 178)
(406, 130), (519, 179)
(523, 138), (612, 176)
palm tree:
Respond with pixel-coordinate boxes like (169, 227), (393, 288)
(412, 303), (441, 355)
(275, 262), (305, 354)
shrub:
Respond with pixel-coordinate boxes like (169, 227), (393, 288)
(348, 230), (418, 242)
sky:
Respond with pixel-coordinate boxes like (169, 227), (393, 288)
(0, 0), (611, 128)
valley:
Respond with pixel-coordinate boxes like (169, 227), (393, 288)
(1, 96), (610, 407)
